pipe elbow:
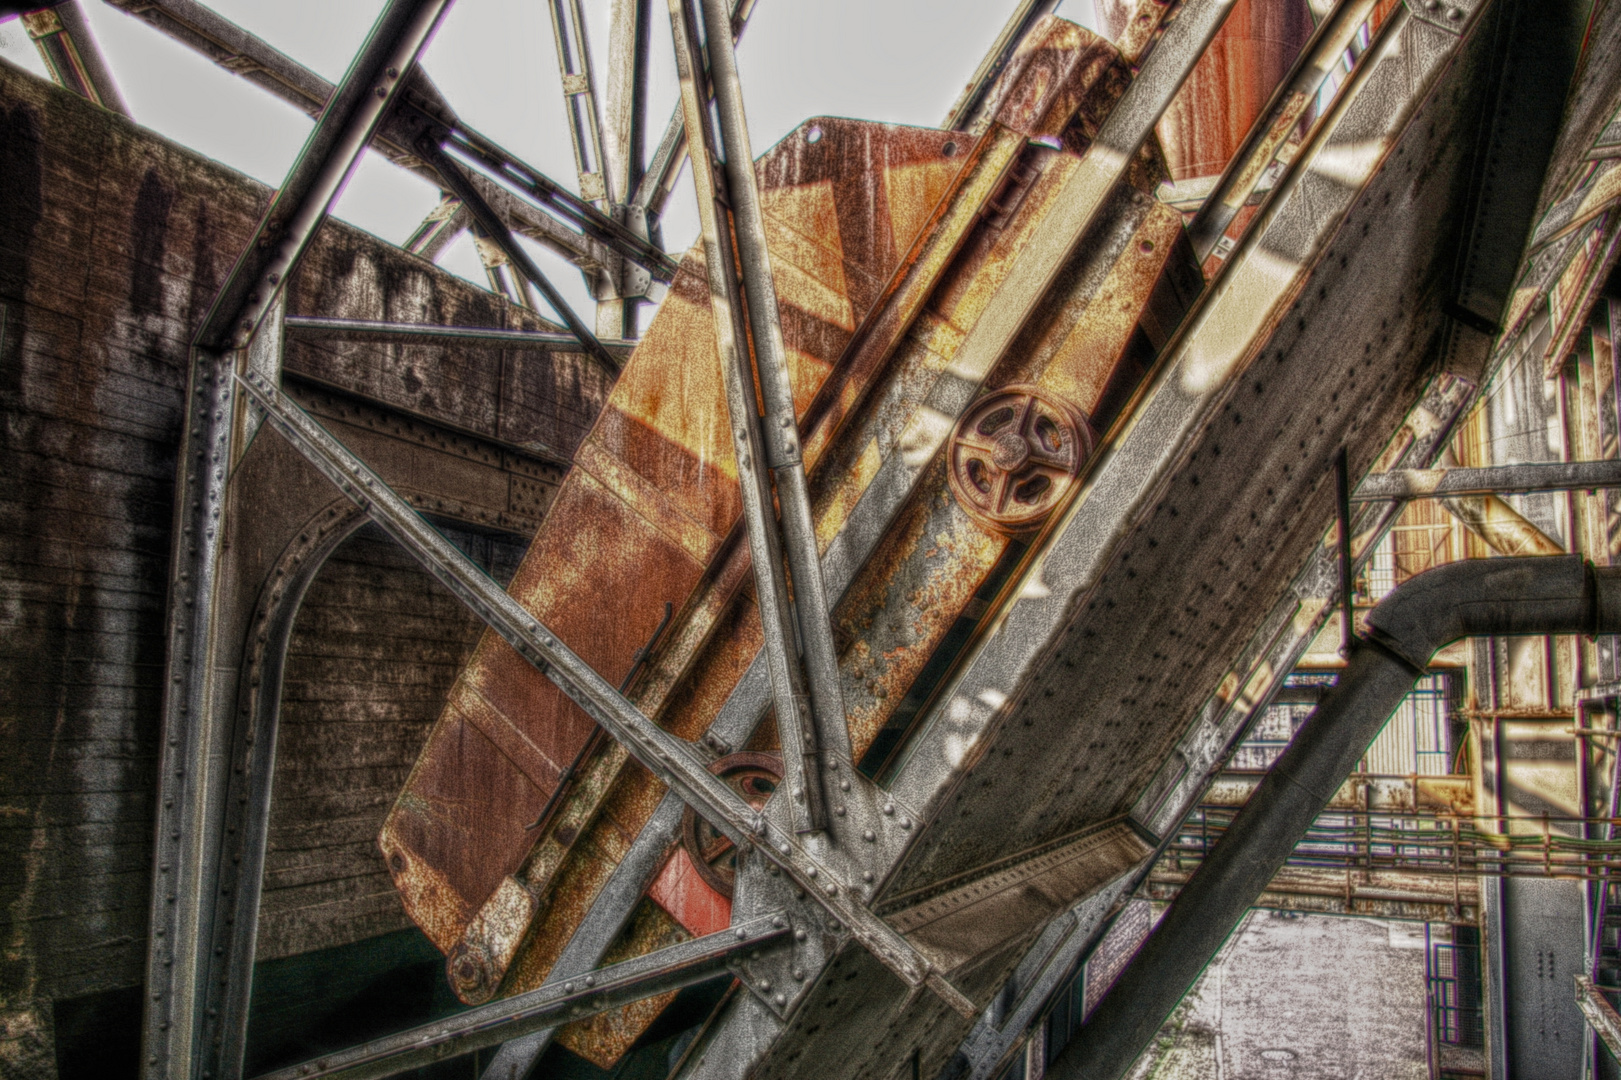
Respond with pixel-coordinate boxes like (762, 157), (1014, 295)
(1362, 554), (1621, 672)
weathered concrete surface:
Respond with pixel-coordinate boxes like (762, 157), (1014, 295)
(1126, 912), (1429, 1080)
(0, 51), (601, 1034)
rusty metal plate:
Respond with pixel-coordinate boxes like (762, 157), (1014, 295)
(946, 385), (1092, 533)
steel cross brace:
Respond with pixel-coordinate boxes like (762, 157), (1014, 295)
(249, 913), (791, 1080)
(233, 369), (979, 1020)
(407, 128), (622, 374)
(145, 2), (456, 1077)
(667, 0), (844, 835)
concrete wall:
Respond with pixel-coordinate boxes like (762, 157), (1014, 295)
(0, 59), (604, 1072)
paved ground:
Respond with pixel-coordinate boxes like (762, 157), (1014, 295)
(1126, 911), (1430, 1080)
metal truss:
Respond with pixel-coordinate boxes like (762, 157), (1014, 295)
(123, 0), (1530, 1077)
(97, 0), (671, 297)
(145, 5), (458, 1077)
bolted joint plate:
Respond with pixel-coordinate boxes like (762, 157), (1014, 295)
(1404, 0), (1484, 34)
(789, 755), (918, 905)
(729, 848), (845, 1020)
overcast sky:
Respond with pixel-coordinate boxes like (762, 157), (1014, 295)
(0, 0), (1099, 318)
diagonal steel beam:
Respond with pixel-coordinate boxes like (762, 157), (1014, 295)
(250, 913), (790, 1080)
(20, 1), (131, 115)
(146, 5), (457, 1077)
(411, 132), (622, 373)
(235, 370), (980, 1019)
(941, 0), (1062, 132)
(668, 0), (829, 832)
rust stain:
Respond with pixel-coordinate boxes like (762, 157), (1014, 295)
(554, 898), (691, 1068)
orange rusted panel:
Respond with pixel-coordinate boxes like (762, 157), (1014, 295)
(1100, 0), (1314, 182)
(385, 16), (1207, 1066)
(381, 117), (974, 970)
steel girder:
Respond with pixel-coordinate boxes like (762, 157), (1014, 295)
(144, 3), (457, 1076)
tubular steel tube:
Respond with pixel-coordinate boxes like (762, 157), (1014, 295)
(1053, 555), (1621, 1080)
(698, 0), (853, 765)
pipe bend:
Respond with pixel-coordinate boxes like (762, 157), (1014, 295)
(1361, 554), (1607, 671)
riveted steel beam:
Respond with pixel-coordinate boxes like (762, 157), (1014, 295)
(283, 314), (635, 357)
(668, 0), (828, 833)
(20, 1), (131, 115)
(248, 914), (789, 1080)
(235, 370), (980, 1019)
(145, 5), (456, 1077)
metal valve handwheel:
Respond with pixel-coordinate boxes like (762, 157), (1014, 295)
(681, 751), (783, 898)
(947, 385), (1092, 533)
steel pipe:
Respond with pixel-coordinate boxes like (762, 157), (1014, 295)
(1054, 555), (1621, 1080)
(1354, 459), (1621, 500)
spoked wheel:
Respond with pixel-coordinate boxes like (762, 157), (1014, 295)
(946, 385), (1092, 533)
(680, 751), (783, 898)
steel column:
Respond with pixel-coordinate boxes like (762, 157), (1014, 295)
(668, 0), (829, 832)
(144, 4), (456, 1077)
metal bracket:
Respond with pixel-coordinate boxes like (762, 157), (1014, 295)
(729, 846), (847, 1020)
(1404, 0), (1482, 34)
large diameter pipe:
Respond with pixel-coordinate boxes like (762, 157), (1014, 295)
(1052, 555), (1621, 1080)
